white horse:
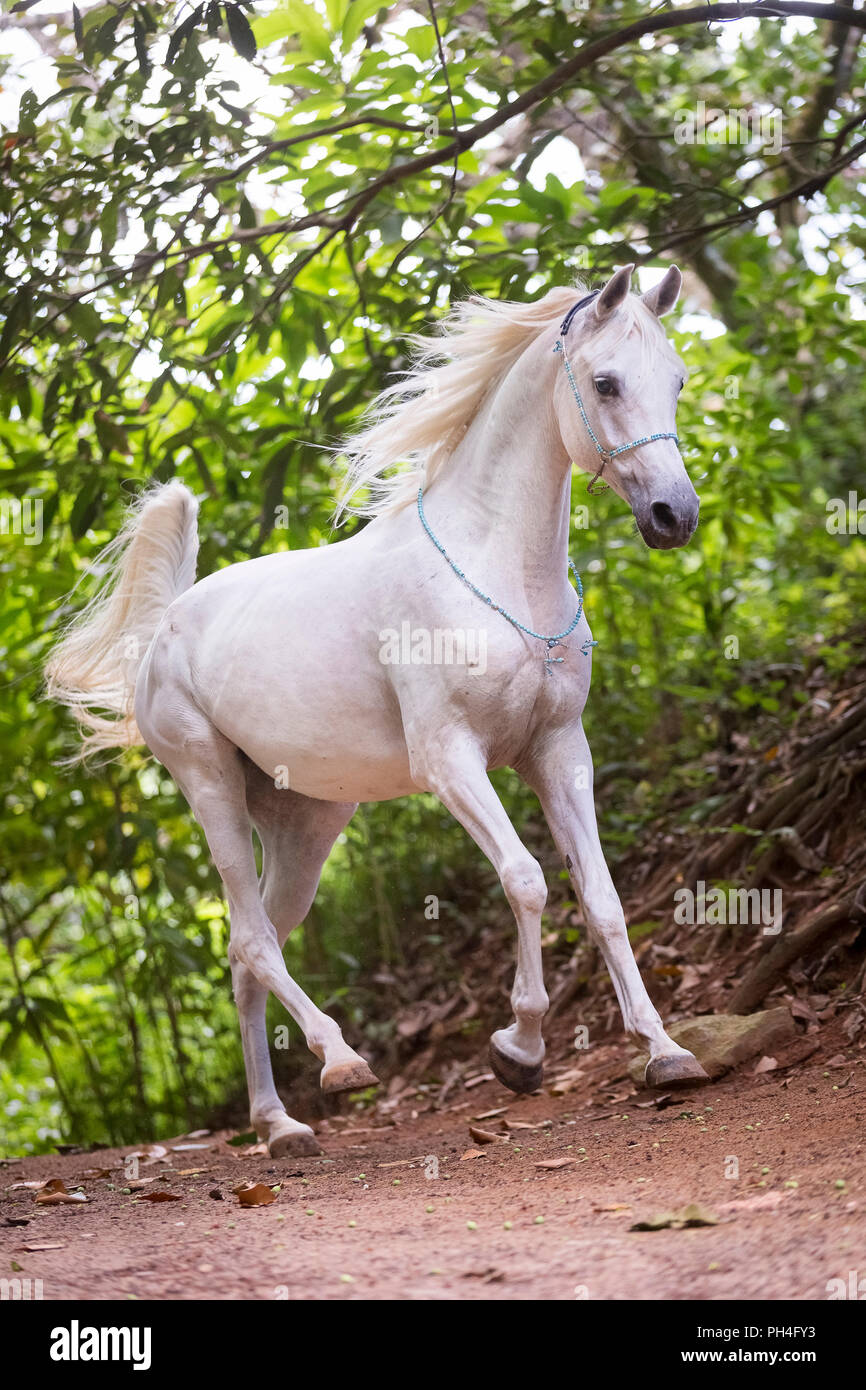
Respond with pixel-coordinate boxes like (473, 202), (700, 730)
(46, 263), (705, 1157)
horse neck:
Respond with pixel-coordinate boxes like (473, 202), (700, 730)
(428, 330), (572, 596)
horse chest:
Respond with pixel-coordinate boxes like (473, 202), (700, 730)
(443, 637), (591, 759)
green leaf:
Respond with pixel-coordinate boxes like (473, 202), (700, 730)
(225, 2), (258, 61)
(69, 477), (103, 539)
(342, 0), (383, 48)
(133, 18), (151, 76)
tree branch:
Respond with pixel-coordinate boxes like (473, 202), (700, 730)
(6, 2), (866, 371)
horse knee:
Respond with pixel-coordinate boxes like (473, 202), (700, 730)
(501, 857), (547, 918)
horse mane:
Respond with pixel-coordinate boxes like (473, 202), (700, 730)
(333, 281), (586, 522)
(334, 278), (668, 522)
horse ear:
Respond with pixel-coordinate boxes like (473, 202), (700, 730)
(594, 263), (634, 322)
(642, 264), (682, 317)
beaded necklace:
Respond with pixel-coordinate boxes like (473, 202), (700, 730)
(416, 487), (594, 674)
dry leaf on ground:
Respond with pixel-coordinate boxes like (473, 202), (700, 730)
(35, 1179), (87, 1206)
(630, 1202), (719, 1231)
(468, 1126), (504, 1145)
(233, 1183), (277, 1207)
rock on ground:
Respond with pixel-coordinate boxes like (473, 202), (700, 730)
(628, 1007), (797, 1084)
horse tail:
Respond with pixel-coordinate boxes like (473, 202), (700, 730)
(45, 480), (199, 761)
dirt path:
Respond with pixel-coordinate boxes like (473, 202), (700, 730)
(2, 1034), (864, 1302)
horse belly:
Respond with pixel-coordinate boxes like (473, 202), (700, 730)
(224, 716), (416, 803)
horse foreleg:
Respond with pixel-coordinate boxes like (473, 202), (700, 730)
(525, 724), (708, 1087)
(412, 734), (549, 1093)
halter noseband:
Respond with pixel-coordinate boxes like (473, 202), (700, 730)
(554, 290), (681, 495)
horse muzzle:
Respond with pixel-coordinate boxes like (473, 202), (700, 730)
(636, 497), (700, 550)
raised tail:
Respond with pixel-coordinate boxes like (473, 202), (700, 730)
(45, 480), (199, 760)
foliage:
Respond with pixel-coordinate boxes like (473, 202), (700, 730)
(1, 0), (865, 1150)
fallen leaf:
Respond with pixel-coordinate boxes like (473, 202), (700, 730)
(789, 998), (820, 1025)
(460, 1148), (487, 1161)
(472, 1107), (508, 1121)
(35, 1180), (87, 1206)
(171, 1143), (213, 1152)
(535, 1157), (578, 1170)
(464, 1073), (495, 1089)
(236, 1143), (268, 1157)
(630, 1202), (719, 1231)
(21, 1242), (66, 1252)
(636, 1093), (673, 1110)
(549, 1067), (585, 1096)
(135, 1191), (181, 1203)
(752, 1055), (778, 1075)
(233, 1183), (277, 1207)
(126, 1143), (169, 1167)
(468, 1126), (504, 1145)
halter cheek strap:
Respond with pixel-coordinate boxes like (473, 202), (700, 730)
(554, 290), (681, 495)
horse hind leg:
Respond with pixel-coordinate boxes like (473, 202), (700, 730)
(142, 704), (376, 1155)
(230, 958), (321, 1157)
(240, 768), (367, 1154)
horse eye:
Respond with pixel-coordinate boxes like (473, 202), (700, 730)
(595, 377), (615, 397)
(677, 379), (685, 394)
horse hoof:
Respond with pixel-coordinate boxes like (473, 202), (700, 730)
(489, 1040), (543, 1095)
(320, 1057), (379, 1094)
(645, 1052), (709, 1089)
(268, 1124), (322, 1158)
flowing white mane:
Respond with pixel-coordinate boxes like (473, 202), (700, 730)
(335, 279), (666, 522)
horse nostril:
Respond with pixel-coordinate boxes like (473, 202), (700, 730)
(650, 501), (677, 532)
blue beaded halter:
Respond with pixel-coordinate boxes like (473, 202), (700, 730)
(554, 289), (680, 494)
